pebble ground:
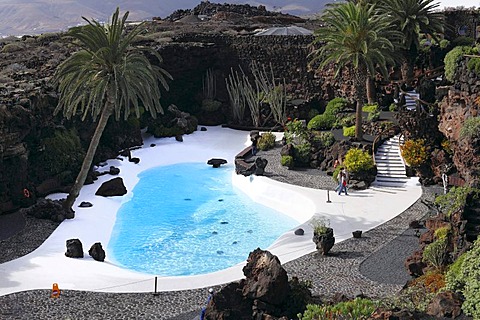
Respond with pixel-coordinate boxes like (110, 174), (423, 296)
(0, 144), (438, 319)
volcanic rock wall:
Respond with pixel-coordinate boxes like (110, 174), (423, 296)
(438, 56), (480, 187)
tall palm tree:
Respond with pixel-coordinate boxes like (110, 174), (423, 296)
(310, 2), (399, 140)
(379, 0), (444, 85)
(52, 8), (172, 213)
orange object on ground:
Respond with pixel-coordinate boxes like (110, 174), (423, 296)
(51, 283), (60, 298)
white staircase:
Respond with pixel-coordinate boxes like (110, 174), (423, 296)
(404, 90), (419, 111)
(373, 135), (410, 188)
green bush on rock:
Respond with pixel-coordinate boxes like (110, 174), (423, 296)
(40, 129), (84, 176)
(298, 298), (376, 320)
(281, 155), (294, 168)
(460, 117), (480, 140)
(258, 132), (276, 151)
(422, 239), (447, 269)
(434, 186), (479, 218)
(315, 131), (335, 148)
(343, 125), (355, 137)
(344, 148), (374, 174)
(445, 237), (480, 318)
(307, 113), (336, 130)
(293, 142), (311, 166)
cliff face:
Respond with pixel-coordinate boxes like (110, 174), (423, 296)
(438, 57), (480, 187)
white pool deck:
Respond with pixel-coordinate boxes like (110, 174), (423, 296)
(0, 126), (422, 296)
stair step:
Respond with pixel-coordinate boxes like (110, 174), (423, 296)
(377, 174), (407, 178)
(376, 160), (404, 164)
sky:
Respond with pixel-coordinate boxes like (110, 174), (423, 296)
(0, 0), (479, 37)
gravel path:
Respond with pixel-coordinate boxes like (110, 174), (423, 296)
(0, 144), (437, 319)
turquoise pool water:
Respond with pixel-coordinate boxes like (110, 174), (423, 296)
(108, 162), (298, 276)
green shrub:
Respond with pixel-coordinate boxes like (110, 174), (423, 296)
(285, 119), (309, 144)
(444, 46), (473, 82)
(434, 226), (451, 240)
(151, 125), (183, 137)
(344, 148), (374, 174)
(422, 239), (447, 269)
(316, 131), (335, 147)
(325, 97), (349, 115)
(434, 186), (478, 218)
(298, 298), (376, 320)
(400, 139), (428, 167)
(310, 216), (330, 235)
(367, 110), (380, 122)
(281, 155), (294, 168)
(460, 117), (480, 139)
(293, 142), (311, 166)
(2, 42), (25, 53)
(257, 132), (276, 151)
(445, 252), (467, 292)
(201, 98), (221, 112)
(389, 103), (398, 112)
(467, 57), (480, 74)
(343, 125), (355, 137)
(307, 114), (336, 130)
(40, 129), (84, 175)
(362, 104), (379, 113)
(444, 237), (480, 318)
(337, 114), (356, 127)
(439, 39), (450, 49)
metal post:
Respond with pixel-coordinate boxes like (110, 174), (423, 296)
(326, 190), (331, 203)
(153, 276), (158, 296)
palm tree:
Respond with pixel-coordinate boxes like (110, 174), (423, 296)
(52, 8), (172, 213)
(310, 2), (399, 140)
(379, 0), (444, 85)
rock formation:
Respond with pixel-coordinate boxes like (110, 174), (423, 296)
(88, 242), (106, 262)
(204, 248), (311, 319)
(65, 238), (83, 258)
(95, 177), (127, 197)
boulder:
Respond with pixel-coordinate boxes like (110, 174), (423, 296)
(204, 282), (252, 320)
(204, 249), (304, 320)
(254, 157), (268, 176)
(79, 201), (93, 208)
(95, 177), (127, 197)
(405, 250), (427, 277)
(237, 157), (268, 176)
(109, 166), (120, 175)
(88, 242), (106, 262)
(207, 158), (227, 168)
(21, 198), (74, 221)
(426, 291), (463, 318)
(242, 248), (289, 305)
(65, 239), (84, 258)
(294, 228), (304, 235)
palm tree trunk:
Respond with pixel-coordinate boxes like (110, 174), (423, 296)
(354, 68), (367, 141)
(366, 77), (375, 104)
(63, 102), (114, 213)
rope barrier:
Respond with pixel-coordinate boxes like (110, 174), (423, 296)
(93, 278), (153, 291)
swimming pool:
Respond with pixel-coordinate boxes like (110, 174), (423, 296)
(108, 162), (299, 276)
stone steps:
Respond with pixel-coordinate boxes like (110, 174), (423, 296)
(373, 135), (409, 188)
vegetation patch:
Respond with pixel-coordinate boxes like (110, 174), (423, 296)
(257, 132), (276, 151)
(344, 148), (374, 174)
(459, 117), (480, 140)
(400, 139), (428, 167)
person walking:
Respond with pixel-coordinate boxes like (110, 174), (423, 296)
(338, 170), (348, 195)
